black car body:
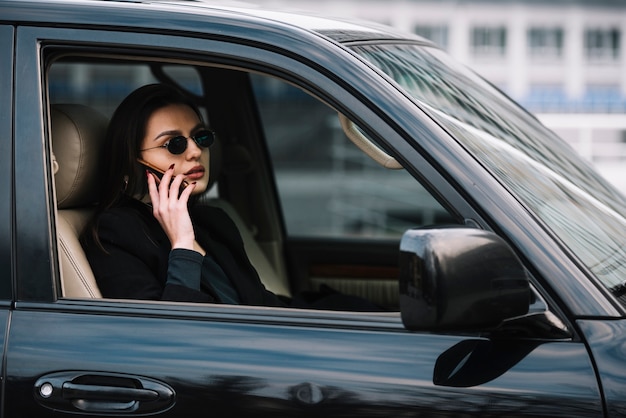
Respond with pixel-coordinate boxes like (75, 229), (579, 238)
(1, 0), (625, 416)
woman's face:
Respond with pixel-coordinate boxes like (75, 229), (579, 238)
(140, 103), (211, 195)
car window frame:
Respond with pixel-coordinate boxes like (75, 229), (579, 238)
(14, 26), (62, 302)
(14, 25), (576, 333)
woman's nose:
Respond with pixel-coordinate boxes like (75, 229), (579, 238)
(185, 137), (203, 158)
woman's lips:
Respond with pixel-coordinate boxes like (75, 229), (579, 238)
(185, 166), (205, 180)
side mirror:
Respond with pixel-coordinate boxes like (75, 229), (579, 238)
(399, 228), (530, 331)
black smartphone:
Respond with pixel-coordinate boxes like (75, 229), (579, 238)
(137, 158), (189, 191)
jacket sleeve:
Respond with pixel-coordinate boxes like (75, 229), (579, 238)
(83, 207), (214, 303)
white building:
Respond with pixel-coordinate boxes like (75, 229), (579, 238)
(259, 0), (626, 193)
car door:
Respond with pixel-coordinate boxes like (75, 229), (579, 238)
(5, 22), (605, 418)
(245, 69), (610, 416)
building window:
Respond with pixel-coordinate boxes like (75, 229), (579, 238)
(414, 24), (449, 50)
(471, 26), (507, 58)
(585, 28), (621, 61)
(583, 85), (624, 113)
(528, 27), (564, 60)
(523, 84), (567, 113)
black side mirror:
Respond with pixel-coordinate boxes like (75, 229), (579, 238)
(399, 228), (530, 331)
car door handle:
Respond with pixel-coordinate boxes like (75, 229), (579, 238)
(62, 382), (159, 402)
(34, 371), (175, 414)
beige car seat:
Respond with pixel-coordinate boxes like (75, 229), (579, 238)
(51, 103), (290, 299)
(52, 104), (107, 298)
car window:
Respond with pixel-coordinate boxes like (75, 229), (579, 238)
(46, 53), (458, 312)
(250, 74), (455, 240)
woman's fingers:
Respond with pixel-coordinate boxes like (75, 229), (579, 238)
(145, 165), (197, 250)
(146, 170), (159, 205)
(158, 164), (175, 202)
(146, 163), (196, 210)
(179, 179), (196, 200)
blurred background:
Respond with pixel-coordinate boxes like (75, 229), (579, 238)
(255, 0), (626, 195)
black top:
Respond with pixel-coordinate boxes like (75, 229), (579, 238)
(81, 197), (285, 307)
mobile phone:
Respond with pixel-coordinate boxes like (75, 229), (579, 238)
(137, 158), (189, 191)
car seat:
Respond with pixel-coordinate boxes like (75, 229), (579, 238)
(51, 103), (107, 298)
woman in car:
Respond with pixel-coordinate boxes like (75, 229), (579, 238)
(82, 83), (381, 311)
(81, 83), (286, 306)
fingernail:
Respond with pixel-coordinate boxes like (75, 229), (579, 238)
(169, 164), (175, 170)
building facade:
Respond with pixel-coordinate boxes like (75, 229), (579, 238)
(259, 0), (626, 192)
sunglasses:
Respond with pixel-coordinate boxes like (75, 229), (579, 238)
(141, 129), (216, 155)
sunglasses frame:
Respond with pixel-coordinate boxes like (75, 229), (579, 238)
(141, 129), (216, 155)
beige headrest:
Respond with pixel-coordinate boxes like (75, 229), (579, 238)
(51, 104), (108, 209)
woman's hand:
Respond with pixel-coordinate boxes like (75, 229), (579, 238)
(147, 164), (198, 251)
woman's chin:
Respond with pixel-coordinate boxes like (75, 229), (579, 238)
(190, 182), (209, 196)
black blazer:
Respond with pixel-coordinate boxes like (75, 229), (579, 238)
(81, 197), (284, 307)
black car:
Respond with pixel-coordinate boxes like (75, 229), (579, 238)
(1, 0), (625, 416)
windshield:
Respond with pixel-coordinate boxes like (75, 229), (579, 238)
(352, 43), (626, 306)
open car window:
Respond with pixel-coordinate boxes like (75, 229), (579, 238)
(47, 53), (458, 312)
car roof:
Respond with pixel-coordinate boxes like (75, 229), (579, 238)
(0, 0), (430, 45)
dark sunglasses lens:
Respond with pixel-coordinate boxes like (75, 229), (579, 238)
(194, 130), (215, 148)
(165, 131), (214, 154)
(167, 136), (188, 155)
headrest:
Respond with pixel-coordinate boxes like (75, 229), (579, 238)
(51, 104), (108, 209)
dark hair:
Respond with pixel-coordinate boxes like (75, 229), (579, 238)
(98, 83), (203, 211)
(85, 83), (203, 250)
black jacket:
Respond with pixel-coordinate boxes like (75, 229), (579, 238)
(82, 197), (284, 307)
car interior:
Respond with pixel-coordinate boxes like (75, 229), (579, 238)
(47, 53), (459, 311)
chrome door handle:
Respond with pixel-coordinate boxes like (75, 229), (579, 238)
(35, 371), (175, 414)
